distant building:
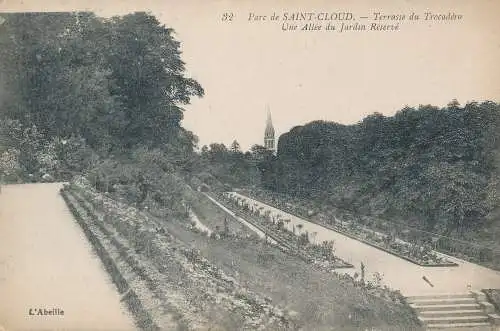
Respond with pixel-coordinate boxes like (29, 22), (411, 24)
(264, 107), (276, 153)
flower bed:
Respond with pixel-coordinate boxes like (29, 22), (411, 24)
(215, 192), (354, 270)
(237, 189), (458, 267)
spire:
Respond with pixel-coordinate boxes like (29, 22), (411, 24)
(264, 104), (275, 152)
(266, 104), (272, 125)
(264, 105), (275, 138)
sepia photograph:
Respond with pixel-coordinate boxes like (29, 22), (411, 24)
(0, 0), (499, 330)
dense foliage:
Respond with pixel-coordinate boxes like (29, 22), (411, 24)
(192, 142), (274, 190)
(271, 101), (500, 234)
(0, 12), (203, 215)
(0, 12), (202, 150)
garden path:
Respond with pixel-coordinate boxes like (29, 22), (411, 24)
(0, 183), (135, 330)
(231, 192), (500, 296)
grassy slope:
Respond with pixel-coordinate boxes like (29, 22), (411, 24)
(162, 192), (421, 331)
(190, 192), (256, 237)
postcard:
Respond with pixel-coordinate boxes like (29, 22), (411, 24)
(0, 1), (499, 330)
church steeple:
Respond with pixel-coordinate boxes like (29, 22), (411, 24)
(264, 105), (275, 153)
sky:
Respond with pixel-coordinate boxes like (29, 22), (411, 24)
(1, 0), (499, 151)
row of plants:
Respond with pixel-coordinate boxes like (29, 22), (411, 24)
(237, 189), (458, 267)
(216, 192), (352, 269)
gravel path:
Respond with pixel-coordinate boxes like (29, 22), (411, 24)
(0, 183), (135, 330)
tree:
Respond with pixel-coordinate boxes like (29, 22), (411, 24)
(0, 12), (205, 186)
(0, 12), (204, 153)
(267, 101), (500, 235)
(230, 140), (241, 153)
(250, 144), (271, 160)
(101, 12), (204, 148)
(447, 99), (460, 110)
(201, 145), (209, 155)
